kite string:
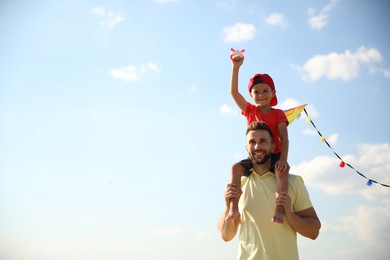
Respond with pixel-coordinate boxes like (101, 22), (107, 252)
(303, 108), (390, 188)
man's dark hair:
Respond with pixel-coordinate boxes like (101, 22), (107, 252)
(246, 121), (274, 141)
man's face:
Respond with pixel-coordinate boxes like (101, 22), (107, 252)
(246, 129), (274, 165)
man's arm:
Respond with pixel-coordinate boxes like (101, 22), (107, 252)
(217, 210), (240, 242)
(277, 191), (321, 240)
(286, 207), (321, 239)
(217, 183), (242, 241)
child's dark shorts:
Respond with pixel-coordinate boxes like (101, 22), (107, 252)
(237, 153), (281, 176)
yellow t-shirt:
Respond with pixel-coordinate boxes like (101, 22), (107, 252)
(237, 171), (313, 260)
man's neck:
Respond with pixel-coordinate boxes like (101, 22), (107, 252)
(252, 161), (272, 176)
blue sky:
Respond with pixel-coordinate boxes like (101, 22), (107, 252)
(1, 0), (389, 259)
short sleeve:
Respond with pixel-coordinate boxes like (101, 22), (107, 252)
(290, 175), (313, 212)
(242, 102), (255, 117)
(242, 102), (259, 125)
(276, 109), (289, 127)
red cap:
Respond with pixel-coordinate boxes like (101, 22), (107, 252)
(248, 73), (278, 106)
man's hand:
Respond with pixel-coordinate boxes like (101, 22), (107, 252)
(224, 183), (242, 208)
(218, 182), (242, 242)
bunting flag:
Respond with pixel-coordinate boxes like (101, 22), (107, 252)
(300, 108), (390, 188)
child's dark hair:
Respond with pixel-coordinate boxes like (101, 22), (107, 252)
(246, 121), (274, 141)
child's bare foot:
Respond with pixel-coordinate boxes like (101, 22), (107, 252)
(271, 205), (284, 224)
(225, 208), (241, 221)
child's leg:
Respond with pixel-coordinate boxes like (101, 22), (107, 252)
(272, 168), (289, 223)
(225, 163), (245, 221)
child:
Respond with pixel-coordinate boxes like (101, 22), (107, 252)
(226, 54), (290, 223)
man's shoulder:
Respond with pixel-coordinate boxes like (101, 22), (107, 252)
(288, 173), (302, 179)
(288, 174), (305, 184)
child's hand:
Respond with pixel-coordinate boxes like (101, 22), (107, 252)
(231, 56), (244, 68)
(230, 48), (245, 64)
(275, 160), (290, 175)
(232, 55), (244, 62)
(275, 191), (292, 214)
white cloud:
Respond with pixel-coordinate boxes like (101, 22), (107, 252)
(91, 7), (125, 29)
(265, 13), (287, 27)
(305, 104), (319, 118)
(292, 143), (390, 198)
(149, 227), (185, 237)
(294, 144), (390, 258)
(352, 205), (390, 245)
(303, 128), (317, 136)
(216, 0), (234, 11)
(370, 67), (390, 78)
(279, 98), (302, 110)
(295, 142), (390, 258)
(220, 104), (238, 115)
(298, 47), (383, 81)
(109, 62), (160, 82)
(327, 133), (338, 145)
(221, 23), (256, 43)
(325, 205), (390, 258)
(187, 84), (198, 92)
(91, 6), (105, 16)
(109, 66), (140, 82)
(382, 69), (390, 78)
(308, 0), (338, 30)
(308, 12), (327, 31)
(144, 62), (161, 74)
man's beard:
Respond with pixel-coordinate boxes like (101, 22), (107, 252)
(249, 150), (272, 165)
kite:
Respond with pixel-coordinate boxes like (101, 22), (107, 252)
(284, 104), (390, 188)
(284, 104), (307, 125)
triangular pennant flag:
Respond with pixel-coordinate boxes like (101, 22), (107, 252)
(284, 104), (307, 125)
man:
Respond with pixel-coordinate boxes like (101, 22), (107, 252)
(218, 121), (321, 260)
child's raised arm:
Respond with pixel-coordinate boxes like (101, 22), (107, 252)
(230, 56), (248, 112)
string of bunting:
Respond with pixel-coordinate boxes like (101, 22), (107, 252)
(302, 108), (390, 188)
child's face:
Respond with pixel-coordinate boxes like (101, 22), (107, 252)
(250, 84), (275, 107)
